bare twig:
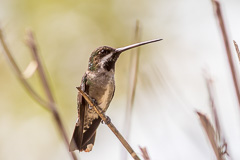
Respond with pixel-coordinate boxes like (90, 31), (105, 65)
(0, 28), (48, 109)
(139, 146), (150, 160)
(203, 72), (221, 141)
(77, 87), (140, 160)
(25, 31), (55, 106)
(211, 0), (240, 108)
(233, 40), (240, 62)
(203, 72), (230, 159)
(197, 72), (230, 160)
(25, 31), (77, 160)
(197, 111), (222, 160)
(122, 20), (141, 160)
(0, 28), (77, 160)
(127, 20), (141, 109)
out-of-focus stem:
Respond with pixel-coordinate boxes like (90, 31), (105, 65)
(211, 0), (240, 108)
(0, 28), (49, 109)
(26, 31), (77, 160)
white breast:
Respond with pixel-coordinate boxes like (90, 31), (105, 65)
(98, 80), (114, 111)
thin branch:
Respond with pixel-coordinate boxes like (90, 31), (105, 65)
(139, 146), (150, 160)
(211, 0), (240, 108)
(197, 111), (222, 160)
(128, 20), (141, 108)
(203, 72), (221, 141)
(0, 28), (77, 160)
(0, 28), (49, 109)
(25, 30), (55, 105)
(197, 71), (230, 160)
(233, 40), (240, 62)
(122, 20), (141, 160)
(77, 87), (140, 160)
(25, 30), (77, 160)
(203, 72), (230, 158)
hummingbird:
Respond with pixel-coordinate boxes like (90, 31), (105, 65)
(69, 38), (162, 152)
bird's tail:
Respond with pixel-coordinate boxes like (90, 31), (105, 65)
(69, 125), (82, 151)
(69, 118), (102, 152)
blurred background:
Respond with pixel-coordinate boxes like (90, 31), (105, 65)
(0, 0), (240, 159)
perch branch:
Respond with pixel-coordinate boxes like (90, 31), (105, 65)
(77, 87), (140, 160)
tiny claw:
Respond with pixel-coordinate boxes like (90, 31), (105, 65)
(91, 98), (98, 106)
(101, 116), (111, 125)
(106, 116), (111, 124)
(88, 104), (93, 109)
(88, 98), (97, 110)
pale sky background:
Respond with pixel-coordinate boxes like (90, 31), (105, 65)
(0, 0), (240, 160)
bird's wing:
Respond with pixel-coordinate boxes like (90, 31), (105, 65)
(80, 74), (102, 151)
(69, 73), (87, 151)
(78, 73), (88, 150)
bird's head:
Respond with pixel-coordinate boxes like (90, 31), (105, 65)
(88, 38), (162, 72)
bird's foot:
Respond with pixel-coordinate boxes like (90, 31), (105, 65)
(101, 116), (111, 125)
(89, 98), (98, 109)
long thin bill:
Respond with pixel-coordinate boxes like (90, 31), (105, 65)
(115, 38), (162, 53)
